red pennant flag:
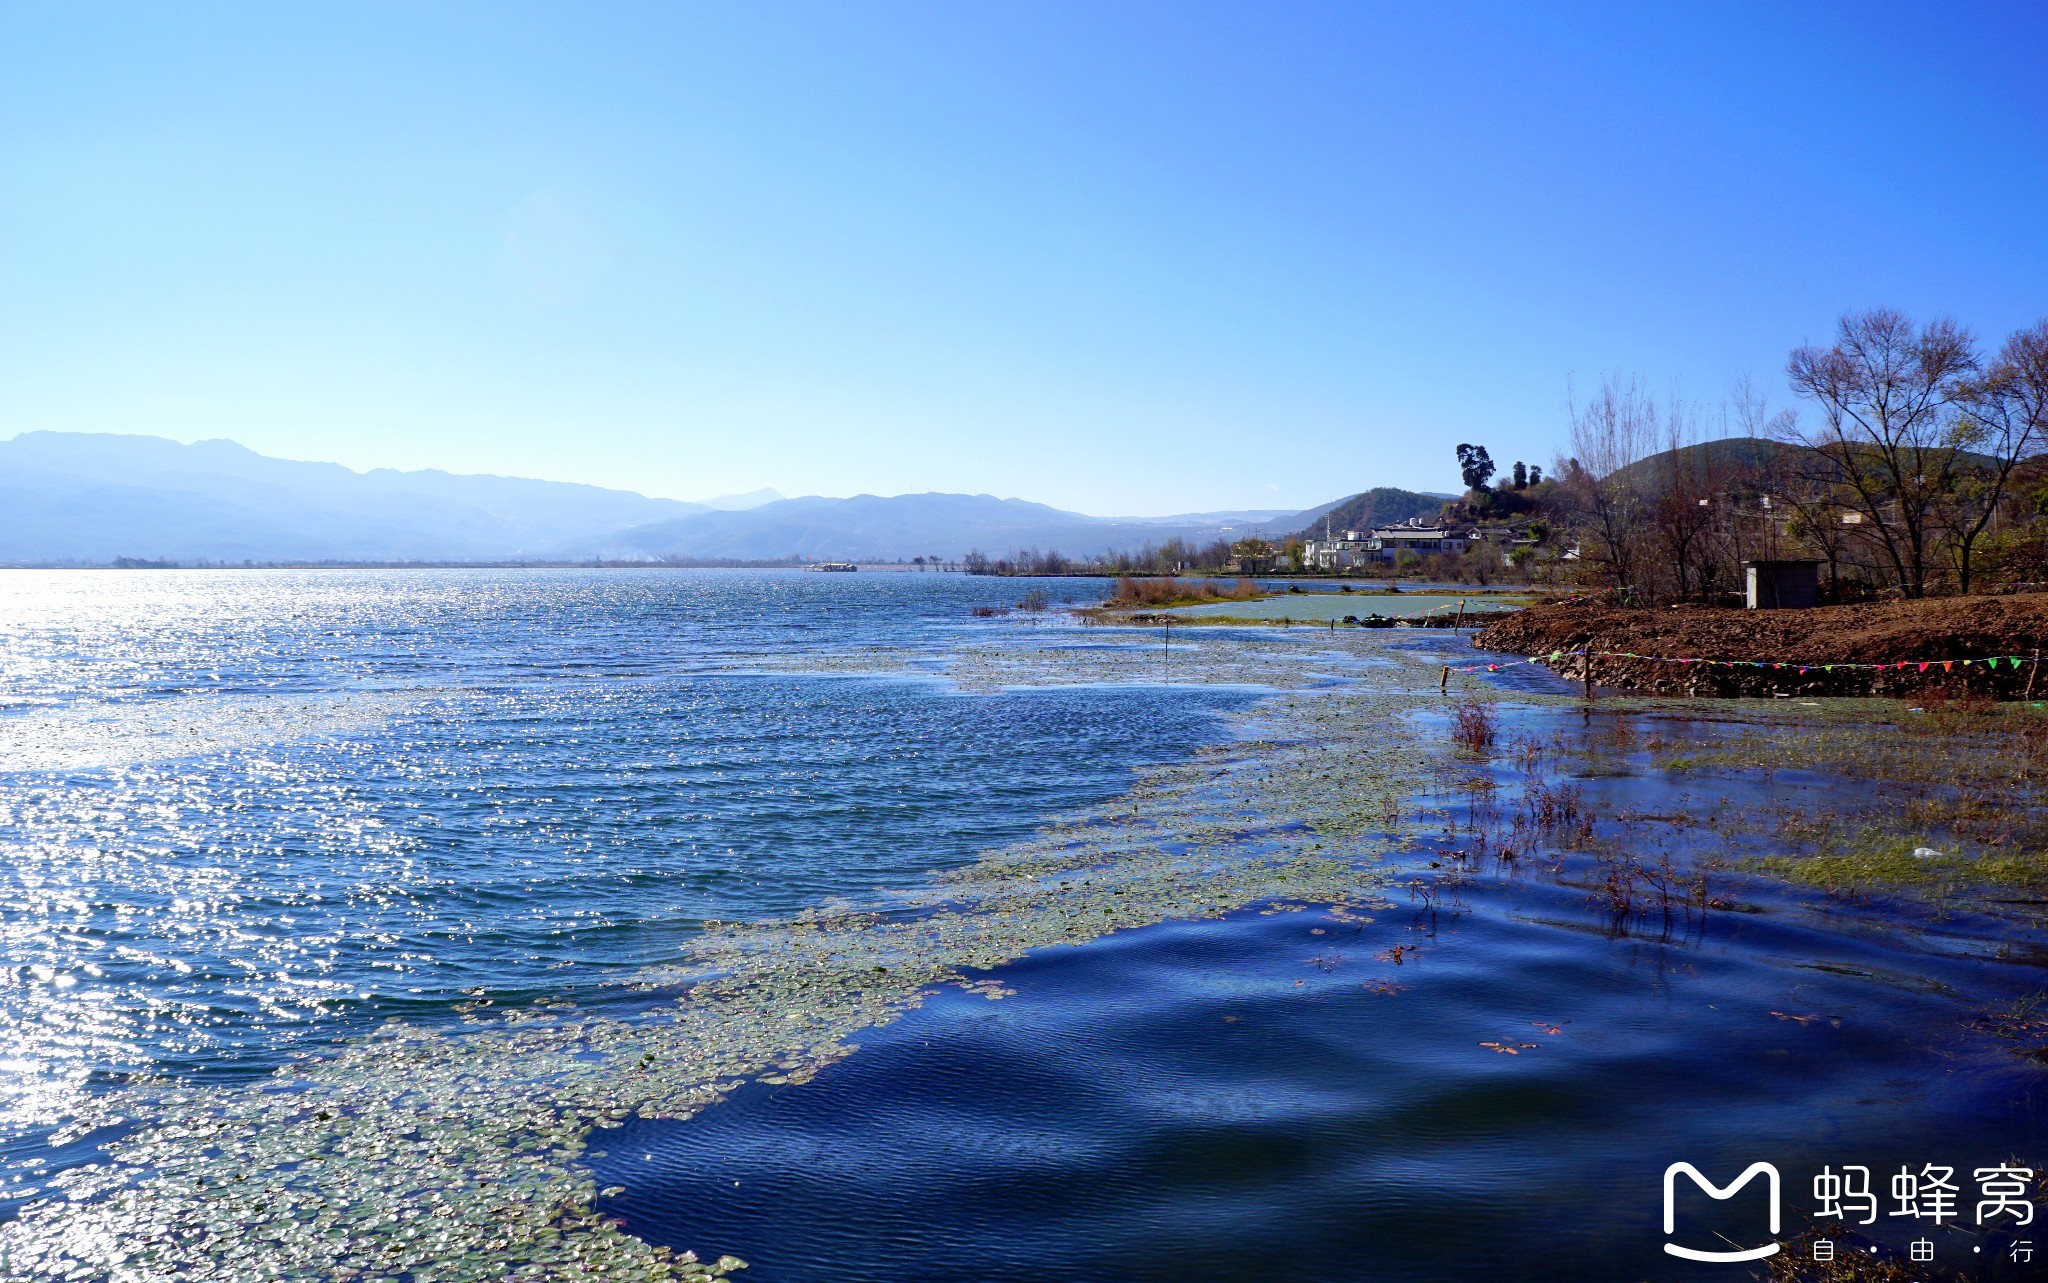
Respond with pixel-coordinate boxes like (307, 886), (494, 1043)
(1944, 661), (1953, 672)
(1918, 662), (1929, 673)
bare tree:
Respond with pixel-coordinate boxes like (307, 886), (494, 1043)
(1643, 395), (1721, 601)
(1942, 320), (2048, 593)
(1724, 376), (1858, 592)
(1565, 374), (1660, 594)
(1784, 308), (1980, 597)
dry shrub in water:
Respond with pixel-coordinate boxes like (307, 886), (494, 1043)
(1524, 780), (1584, 830)
(1105, 577), (1263, 607)
(1597, 714), (1639, 754)
(1450, 701), (1497, 752)
(1911, 689), (1999, 734)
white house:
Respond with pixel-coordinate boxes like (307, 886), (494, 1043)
(1305, 519), (1472, 569)
(1363, 522), (1469, 563)
(1302, 529), (1373, 571)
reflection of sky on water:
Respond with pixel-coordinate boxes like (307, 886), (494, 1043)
(606, 699), (2048, 1281)
(0, 569), (1240, 1192)
(3, 569), (2040, 1280)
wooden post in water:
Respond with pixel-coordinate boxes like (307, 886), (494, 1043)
(1582, 652), (1594, 701)
(1440, 665), (1450, 694)
(1454, 599), (1466, 629)
(2028, 648), (2042, 701)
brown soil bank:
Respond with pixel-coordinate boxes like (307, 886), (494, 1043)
(1471, 595), (2048, 699)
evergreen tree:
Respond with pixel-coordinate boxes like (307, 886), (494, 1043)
(1456, 443), (1496, 491)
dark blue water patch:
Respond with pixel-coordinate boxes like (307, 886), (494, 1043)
(597, 871), (2048, 1282)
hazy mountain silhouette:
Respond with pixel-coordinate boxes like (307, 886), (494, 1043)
(698, 487), (784, 511)
(584, 493), (1318, 561)
(0, 432), (704, 563)
(1, 432), (1352, 565)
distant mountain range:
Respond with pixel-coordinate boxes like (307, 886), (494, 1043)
(0, 431), (1445, 565)
(579, 493), (1322, 563)
(0, 433), (775, 564)
(697, 487), (786, 511)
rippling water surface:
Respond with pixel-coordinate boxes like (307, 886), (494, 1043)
(0, 571), (1247, 1159)
(6, 570), (2047, 1282)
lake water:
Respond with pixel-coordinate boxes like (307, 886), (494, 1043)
(2, 570), (2045, 1281)
(0, 572), (1234, 1158)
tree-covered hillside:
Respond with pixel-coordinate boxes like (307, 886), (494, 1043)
(1290, 487), (1451, 540)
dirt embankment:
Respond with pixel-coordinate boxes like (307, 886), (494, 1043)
(1472, 595), (2048, 698)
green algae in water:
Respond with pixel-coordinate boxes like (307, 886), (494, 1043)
(0, 631), (1454, 1282)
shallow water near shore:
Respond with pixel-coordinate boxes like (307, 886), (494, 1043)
(2, 569), (2046, 1280)
(600, 877), (2048, 1281)
(598, 683), (2048, 1281)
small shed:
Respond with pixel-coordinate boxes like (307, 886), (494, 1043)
(1742, 559), (1820, 610)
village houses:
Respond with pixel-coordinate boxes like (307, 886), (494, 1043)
(1302, 518), (1472, 571)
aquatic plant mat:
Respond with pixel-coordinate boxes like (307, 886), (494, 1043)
(7, 624), (2047, 1280)
(0, 629), (1447, 1280)
(1453, 690), (2048, 901)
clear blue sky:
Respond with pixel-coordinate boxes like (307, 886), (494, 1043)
(2, 2), (2043, 515)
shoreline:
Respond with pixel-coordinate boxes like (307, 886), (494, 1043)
(1472, 594), (2048, 699)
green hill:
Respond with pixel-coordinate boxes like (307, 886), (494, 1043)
(1604, 435), (2001, 493)
(1291, 487), (1452, 540)
(1604, 436), (1795, 490)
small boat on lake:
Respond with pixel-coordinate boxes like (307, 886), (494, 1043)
(808, 562), (859, 572)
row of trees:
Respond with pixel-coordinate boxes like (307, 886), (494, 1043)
(1454, 444), (1544, 492)
(962, 538), (1250, 577)
(1558, 309), (2048, 602)
(964, 532), (1324, 576)
(960, 308), (2045, 597)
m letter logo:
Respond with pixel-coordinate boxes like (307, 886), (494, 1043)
(1663, 1162), (1782, 1262)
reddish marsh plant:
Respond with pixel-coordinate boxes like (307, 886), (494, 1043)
(1450, 701), (1497, 753)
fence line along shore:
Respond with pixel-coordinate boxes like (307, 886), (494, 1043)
(1471, 593), (2048, 699)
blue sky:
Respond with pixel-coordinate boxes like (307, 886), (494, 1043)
(2, 2), (2043, 515)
